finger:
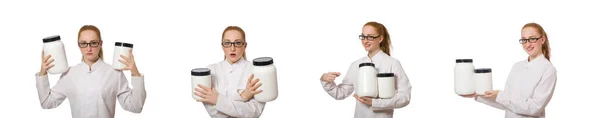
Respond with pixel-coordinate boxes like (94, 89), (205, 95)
(119, 59), (131, 67)
(250, 83), (262, 90)
(199, 89), (210, 96)
(252, 90), (263, 94)
(194, 91), (203, 97)
(46, 64), (55, 69)
(129, 50), (134, 59)
(43, 55), (51, 62)
(485, 91), (494, 95)
(194, 87), (203, 92)
(247, 74), (255, 83)
(330, 72), (341, 76)
(197, 84), (210, 91)
(120, 55), (131, 62)
(251, 78), (260, 85)
(45, 59), (55, 66)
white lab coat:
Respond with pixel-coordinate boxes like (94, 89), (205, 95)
(35, 59), (146, 118)
(321, 50), (412, 118)
(202, 58), (266, 118)
(476, 54), (557, 118)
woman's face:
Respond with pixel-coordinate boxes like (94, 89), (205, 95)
(78, 30), (102, 62)
(521, 27), (545, 57)
(361, 25), (383, 52)
(222, 30), (246, 64)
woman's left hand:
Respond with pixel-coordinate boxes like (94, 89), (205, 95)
(482, 90), (500, 100)
(353, 94), (373, 106)
(119, 50), (141, 76)
(195, 84), (219, 105)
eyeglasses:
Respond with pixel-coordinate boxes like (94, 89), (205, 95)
(519, 36), (543, 44)
(359, 35), (381, 41)
(222, 42), (246, 47)
(78, 41), (101, 48)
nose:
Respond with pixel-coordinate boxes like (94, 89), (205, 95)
(229, 45), (236, 51)
(86, 46), (93, 52)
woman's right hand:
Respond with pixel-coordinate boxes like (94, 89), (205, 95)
(39, 51), (54, 76)
(321, 72), (341, 83)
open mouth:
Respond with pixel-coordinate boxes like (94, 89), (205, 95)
(526, 47), (534, 52)
(229, 53), (237, 58)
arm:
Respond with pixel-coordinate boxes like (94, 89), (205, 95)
(214, 95), (266, 118)
(116, 73), (146, 113)
(36, 73), (68, 109)
(371, 61), (412, 110)
(495, 67), (557, 116)
(321, 64), (356, 100)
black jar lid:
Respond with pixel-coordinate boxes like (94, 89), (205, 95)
(115, 42), (134, 48)
(43, 35), (61, 43)
(191, 68), (211, 76)
(359, 62), (375, 68)
(474, 68), (492, 73)
(253, 57), (274, 66)
(456, 59), (473, 63)
(377, 73), (394, 77)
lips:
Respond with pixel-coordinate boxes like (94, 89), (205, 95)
(86, 53), (93, 55)
(230, 53), (237, 58)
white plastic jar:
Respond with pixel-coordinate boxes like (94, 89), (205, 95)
(112, 42), (133, 70)
(252, 57), (278, 102)
(454, 59), (475, 95)
(475, 68), (492, 95)
(377, 73), (395, 99)
(191, 68), (211, 100)
(42, 35), (69, 74)
(356, 62), (378, 97)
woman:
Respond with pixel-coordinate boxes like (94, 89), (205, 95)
(36, 25), (146, 118)
(462, 22), (557, 117)
(320, 22), (412, 118)
(194, 26), (265, 118)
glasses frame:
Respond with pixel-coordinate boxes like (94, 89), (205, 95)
(221, 41), (246, 48)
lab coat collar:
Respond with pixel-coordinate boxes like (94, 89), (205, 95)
(369, 50), (387, 62)
(527, 54), (546, 67)
(80, 59), (105, 73)
(223, 58), (248, 72)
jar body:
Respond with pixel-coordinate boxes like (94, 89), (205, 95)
(475, 73), (492, 95)
(112, 46), (132, 69)
(356, 66), (378, 97)
(192, 75), (211, 100)
(454, 63), (475, 95)
(252, 64), (278, 102)
(377, 76), (395, 99)
(43, 41), (69, 74)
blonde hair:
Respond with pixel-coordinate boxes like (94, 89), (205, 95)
(364, 22), (392, 56)
(78, 25), (104, 60)
(222, 26), (247, 59)
(522, 22), (551, 60)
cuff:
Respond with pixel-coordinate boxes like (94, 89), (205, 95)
(131, 74), (145, 92)
(495, 91), (508, 105)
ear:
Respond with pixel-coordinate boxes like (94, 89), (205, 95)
(540, 36), (546, 44)
(379, 36), (384, 44)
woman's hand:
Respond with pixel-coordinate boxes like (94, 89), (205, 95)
(353, 94), (373, 106)
(321, 72), (341, 83)
(482, 90), (500, 101)
(39, 51), (55, 76)
(118, 50), (141, 76)
(240, 74), (263, 101)
(195, 84), (219, 105)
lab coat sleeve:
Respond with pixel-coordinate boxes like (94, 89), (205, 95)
(495, 67), (556, 116)
(475, 96), (506, 110)
(35, 72), (68, 109)
(116, 73), (147, 113)
(371, 61), (412, 110)
(214, 92), (266, 118)
(321, 64), (356, 100)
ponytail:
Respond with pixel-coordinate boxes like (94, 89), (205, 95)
(364, 22), (392, 56)
(522, 23), (550, 60)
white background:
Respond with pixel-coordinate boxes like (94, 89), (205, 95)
(0, 0), (598, 117)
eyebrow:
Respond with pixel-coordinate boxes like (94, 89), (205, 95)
(79, 39), (101, 42)
(223, 39), (244, 42)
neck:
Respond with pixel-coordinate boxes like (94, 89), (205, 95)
(528, 53), (542, 62)
(227, 59), (239, 65)
(367, 49), (381, 61)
